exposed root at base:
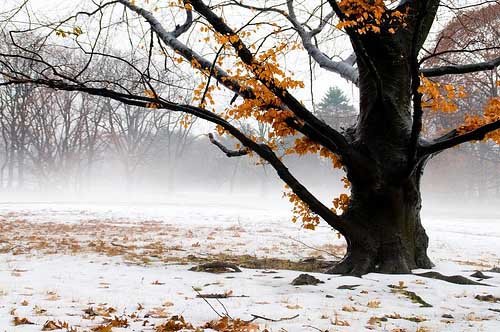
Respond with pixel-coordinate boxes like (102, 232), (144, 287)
(415, 271), (491, 286)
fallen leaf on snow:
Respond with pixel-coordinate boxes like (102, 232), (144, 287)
(204, 316), (259, 332)
(285, 304), (302, 310)
(155, 315), (194, 331)
(367, 300), (381, 308)
(13, 317), (34, 325)
(42, 320), (69, 331)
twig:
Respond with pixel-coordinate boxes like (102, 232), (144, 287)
(215, 297), (232, 320)
(110, 242), (131, 248)
(246, 313), (299, 323)
(302, 324), (325, 332)
(192, 287), (224, 318)
(196, 293), (249, 299)
(289, 237), (343, 259)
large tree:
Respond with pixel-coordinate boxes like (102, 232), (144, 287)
(0, 0), (499, 275)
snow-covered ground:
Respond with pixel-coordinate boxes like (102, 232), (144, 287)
(0, 197), (499, 331)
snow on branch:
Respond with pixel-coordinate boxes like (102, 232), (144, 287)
(208, 133), (249, 157)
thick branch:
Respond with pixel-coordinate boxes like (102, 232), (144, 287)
(421, 56), (500, 77)
(419, 120), (500, 157)
(171, 6), (193, 38)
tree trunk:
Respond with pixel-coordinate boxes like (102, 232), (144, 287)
(327, 30), (435, 275)
(327, 173), (433, 275)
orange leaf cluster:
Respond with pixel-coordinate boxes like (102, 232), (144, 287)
(225, 81), (296, 141)
(458, 97), (500, 144)
(192, 83), (216, 107)
(341, 176), (351, 188)
(332, 193), (350, 215)
(144, 89), (161, 109)
(284, 187), (320, 230)
(337, 0), (406, 34)
(418, 77), (466, 113)
(190, 35), (305, 148)
(286, 137), (343, 169)
(179, 114), (193, 129)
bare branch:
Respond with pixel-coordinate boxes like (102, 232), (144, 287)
(246, 313), (299, 323)
(419, 120), (500, 157)
(115, 0), (254, 99)
(208, 133), (249, 157)
(285, 0), (358, 84)
(171, 6), (193, 38)
(421, 56), (500, 77)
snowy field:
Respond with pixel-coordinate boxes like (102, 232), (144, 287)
(0, 195), (499, 331)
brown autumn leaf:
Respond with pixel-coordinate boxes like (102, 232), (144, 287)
(146, 307), (169, 318)
(91, 324), (113, 332)
(204, 316), (259, 332)
(285, 304), (302, 310)
(103, 316), (129, 328)
(42, 320), (69, 331)
(45, 291), (60, 301)
(342, 305), (358, 312)
(34, 305), (47, 315)
(367, 300), (381, 308)
(155, 315), (194, 331)
(152, 280), (165, 285)
(332, 312), (350, 326)
(13, 317), (34, 325)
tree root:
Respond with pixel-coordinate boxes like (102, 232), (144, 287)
(325, 251), (374, 276)
(415, 271), (491, 286)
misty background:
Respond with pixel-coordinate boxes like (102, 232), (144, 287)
(0, 80), (499, 217)
(0, 0), (498, 218)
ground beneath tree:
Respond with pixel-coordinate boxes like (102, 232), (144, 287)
(0, 197), (499, 331)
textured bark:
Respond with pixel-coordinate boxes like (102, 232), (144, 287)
(326, 175), (433, 276)
(326, 26), (434, 275)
